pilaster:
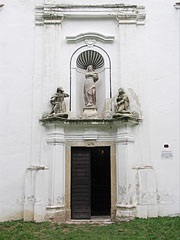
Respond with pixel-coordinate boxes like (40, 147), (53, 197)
(116, 123), (137, 221)
(132, 165), (158, 218)
(34, 168), (49, 222)
(24, 166), (49, 221)
(24, 169), (36, 221)
(45, 124), (66, 222)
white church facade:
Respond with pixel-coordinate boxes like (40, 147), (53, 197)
(0, 0), (179, 222)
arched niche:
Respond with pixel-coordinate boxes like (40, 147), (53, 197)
(70, 45), (111, 118)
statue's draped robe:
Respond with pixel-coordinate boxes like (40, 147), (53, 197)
(84, 72), (98, 106)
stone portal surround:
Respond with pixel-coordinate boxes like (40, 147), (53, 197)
(24, 117), (149, 223)
(65, 141), (116, 222)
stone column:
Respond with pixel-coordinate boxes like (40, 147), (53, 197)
(45, 124), (66, 222)
(116, 123), (136, 221)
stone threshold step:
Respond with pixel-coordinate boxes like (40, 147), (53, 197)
(66, 217), (114, 225)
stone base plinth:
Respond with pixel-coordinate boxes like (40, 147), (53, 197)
(45, 206), (66, 223)
(82, 107), (97, 118)
(116, 204), (136, 222)
(42, 113), (68, 119)
(113, 111), (140, 120)
(113, 112), (133, 118)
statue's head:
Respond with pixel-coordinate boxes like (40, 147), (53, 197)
(57, 87), (64, 93)
(87, 65), (93, 72)
(118, 88), (125, 94)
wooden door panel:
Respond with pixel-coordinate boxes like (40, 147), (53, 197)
(71, 148), (91, 219)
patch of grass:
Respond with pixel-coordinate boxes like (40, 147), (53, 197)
(0, 217), (180, 240)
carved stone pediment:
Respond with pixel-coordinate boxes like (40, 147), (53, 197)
(66, 32), (114, 44)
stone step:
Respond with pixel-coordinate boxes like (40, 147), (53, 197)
(66, 216), (114, 225)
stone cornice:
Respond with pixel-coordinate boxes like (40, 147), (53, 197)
(40, 116), (141, 126)
(35, 4), (146, 25)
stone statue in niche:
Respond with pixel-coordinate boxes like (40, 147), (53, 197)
(43, 87), (69, 118)
(84, 65), (99, 107)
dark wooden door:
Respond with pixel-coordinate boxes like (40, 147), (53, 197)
(91, 147), (111, 216)
(71, 148), (91, 219)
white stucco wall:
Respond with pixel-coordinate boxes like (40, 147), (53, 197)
(0, 0), (179, 221)
(146, 1), (179, 215)
(0, 0), (35, 220)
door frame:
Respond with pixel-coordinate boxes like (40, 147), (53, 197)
(65, 141), (116, 220)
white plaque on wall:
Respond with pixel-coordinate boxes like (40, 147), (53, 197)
(161, 144), (173, 159)
(161, 150), (173, 159)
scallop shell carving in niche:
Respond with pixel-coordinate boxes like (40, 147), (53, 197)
(76, 50), (104, 70)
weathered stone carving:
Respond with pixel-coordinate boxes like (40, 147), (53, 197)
(114, 88), (130, 113)
(50, 87), (69, 114)
(43, 87), (69, 119)
(113, 88), (139, 119)
(84, 65), (98, 107)
(82, 65), (99, 118)
(50, 87), (69, 117)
